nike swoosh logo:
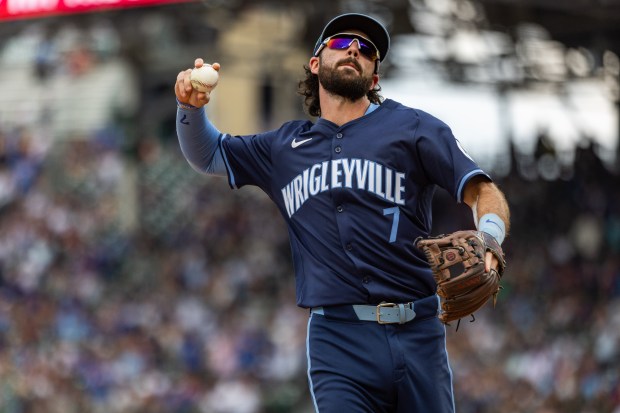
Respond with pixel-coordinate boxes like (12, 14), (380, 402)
(485, 219), (502, 230)
(180, 114), (189, 125)
(291, 137), (312, 148)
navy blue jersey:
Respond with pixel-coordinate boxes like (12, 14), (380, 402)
(220, 99), (489, 308)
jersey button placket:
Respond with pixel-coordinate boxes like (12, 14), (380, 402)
(333, 130), (352, 258)
(334, 132), (343, 153)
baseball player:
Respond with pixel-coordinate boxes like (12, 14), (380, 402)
(174, 13), (510, 413)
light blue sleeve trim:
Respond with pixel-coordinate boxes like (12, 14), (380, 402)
(456, 169), (488, 203)
(176, 107), (227, 176)
(219, 134), (237, 189)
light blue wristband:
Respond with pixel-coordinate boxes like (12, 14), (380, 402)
(478, 213), (506, 245)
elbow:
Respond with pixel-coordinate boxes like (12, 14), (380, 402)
(186, 159), (209, 175)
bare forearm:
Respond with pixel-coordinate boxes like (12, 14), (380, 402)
(475, 182), (511, 234)
(463, 177), (511, 243)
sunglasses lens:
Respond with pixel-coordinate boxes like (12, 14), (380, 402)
(326, 38), (353, 49)
(326, 37), (378, 61)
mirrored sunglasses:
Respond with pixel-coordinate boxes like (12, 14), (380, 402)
(318, 33), (380, 62)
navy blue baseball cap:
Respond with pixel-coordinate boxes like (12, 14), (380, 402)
(313, 13), (390, 63)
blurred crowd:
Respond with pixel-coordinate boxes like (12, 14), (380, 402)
(450, 140), (620, 413)
(2, 124), (619, 413)
(0, 125), (308, 413)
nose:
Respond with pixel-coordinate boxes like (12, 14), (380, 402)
(347, 38), (361, 58)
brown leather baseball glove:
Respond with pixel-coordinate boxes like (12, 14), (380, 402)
(416, 230), (506, 324)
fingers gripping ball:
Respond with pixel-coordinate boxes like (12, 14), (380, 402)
(416, 230), (506, 324)
(190, 65), (219, 93)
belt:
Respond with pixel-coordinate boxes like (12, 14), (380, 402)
(311, 295), (440, 324)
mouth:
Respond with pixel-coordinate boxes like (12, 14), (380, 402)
(338, 60), (362, 73)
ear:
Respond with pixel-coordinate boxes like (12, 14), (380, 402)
(309, 56), (320, 75)
(371, 73), (380, 90)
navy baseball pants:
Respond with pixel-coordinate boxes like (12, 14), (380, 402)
(306, 295), (455, 412)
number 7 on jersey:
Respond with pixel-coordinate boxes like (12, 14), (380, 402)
(383, 207), (400, 243)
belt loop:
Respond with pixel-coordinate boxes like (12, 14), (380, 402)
(311, 307), (325, 315)
(398, 303), (406, 324)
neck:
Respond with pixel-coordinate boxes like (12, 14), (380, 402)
(319, 88), (371, 126)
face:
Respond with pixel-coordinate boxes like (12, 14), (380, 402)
(311, 31), (379, 101)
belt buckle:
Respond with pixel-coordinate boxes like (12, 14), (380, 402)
(376, 302), (397, 324)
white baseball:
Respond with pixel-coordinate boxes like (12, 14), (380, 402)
(190, 65), (219, 93)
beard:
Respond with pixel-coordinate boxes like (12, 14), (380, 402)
(318, 58), (374, 101)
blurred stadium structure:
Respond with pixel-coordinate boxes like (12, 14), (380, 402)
(0, 0), (619, 412)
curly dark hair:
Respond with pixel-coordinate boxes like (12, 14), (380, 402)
(297, 64), (383, 118)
